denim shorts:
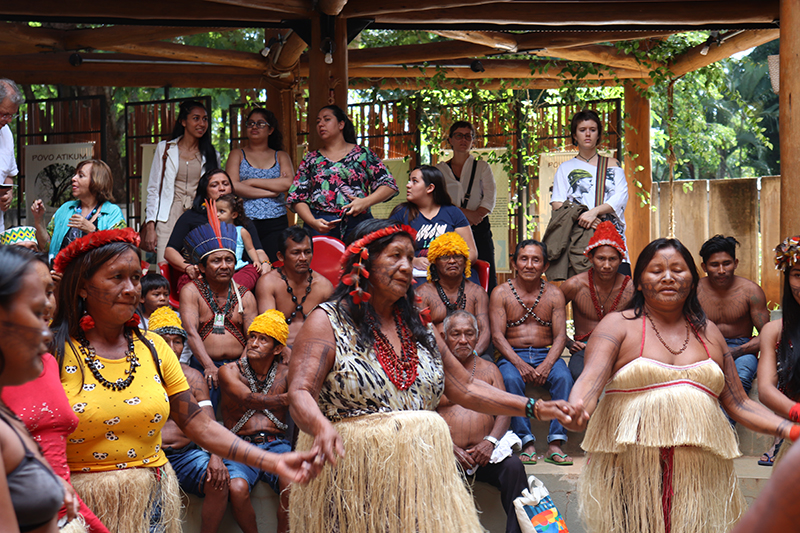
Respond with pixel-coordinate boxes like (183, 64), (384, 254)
(164, 444), (242, 497)
(225, 438), (292, 493)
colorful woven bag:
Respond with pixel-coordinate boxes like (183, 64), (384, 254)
(513, 475), (569, 533)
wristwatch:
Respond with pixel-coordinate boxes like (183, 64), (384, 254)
(483, 435), (499, 448)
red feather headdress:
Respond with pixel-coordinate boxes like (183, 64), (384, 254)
(53, 227), (140, 274)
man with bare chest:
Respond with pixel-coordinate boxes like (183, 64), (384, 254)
(560, 222), (633, 380)
(437, 310), (527, 533)
(415, 232), (490, 355)
(697, 235), (769, 398)
(180, 222), (258, 405)
(490, 239), (572, 465)
(219, 310), (292, 533)
(255, 226), (333, 361)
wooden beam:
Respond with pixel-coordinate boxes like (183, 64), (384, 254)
(344, 78), (615, 90)
(307, 14), (348, 150)
(101, 41), (269, 71)
(318, 0), (349, 16)
(201, 0), (313, 15)
(344, 0), (508, 18)
(514, 30), (677, 50)
(533, 44), (659, 72)
(369, 1), (779, 26)
(271, 31), (307, 73)
(64, 26), (221, 51)
(780, 1), (799, 242)
(4, 69), (273, 89)
(430, 30), (518, 52)
(0, 22), (61, 51)
(623, 82), (652, 262)
(669, 28), (780, 77)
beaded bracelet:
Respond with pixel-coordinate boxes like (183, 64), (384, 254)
(525, 398), (537, 420)
(790, 403), (800, 423)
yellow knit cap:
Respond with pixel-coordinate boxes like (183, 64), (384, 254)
(426, 232), (471, 281)
(248, 309), (289, 346)
(148, 306), (186, 339)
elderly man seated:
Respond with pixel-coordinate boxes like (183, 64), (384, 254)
(437, 310), (527, 533)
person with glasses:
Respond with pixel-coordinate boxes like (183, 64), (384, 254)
(0, 79), (23, 233)
(436, 121), (498, 292)
(225, 108), (293, 262)
(143, 100), (220, 263)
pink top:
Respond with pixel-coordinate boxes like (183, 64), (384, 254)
(2, 354), (109, 533)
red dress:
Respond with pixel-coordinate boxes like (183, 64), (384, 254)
(2, 354), (110, 533)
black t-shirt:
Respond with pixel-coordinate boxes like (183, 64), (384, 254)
(166, 209), (264, 260)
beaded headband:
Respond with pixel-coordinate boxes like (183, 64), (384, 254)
(340, 223), (417, 305)
(0, 226), (37, 246)
(584, 221), (626, 257)
(248, 309), (289, 346)
(775, 236), (800, 271)
(149, 306), (187, 339)
(426, 232), (471, 281)
(53, 227), (140, 274)
(184, 199), (237, 264)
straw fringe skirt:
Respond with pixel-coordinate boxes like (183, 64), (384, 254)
(71, 464), (181, 533)
(289, 410), (485, 533)
(59, 515), (87, 533)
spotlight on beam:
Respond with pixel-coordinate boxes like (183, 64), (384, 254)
(470, 60), (485, 73)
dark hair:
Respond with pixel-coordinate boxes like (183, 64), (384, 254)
(570, 109), (603, 148)
(320, 105), (357, 144)
(192, 169), (236, 213)
(448, 121), (476, 138)
(699, 234), (739, 263)
(246, 108), (284, 152)
(512, 239), (548, 263)
(141, 272), (170, 297)
(171, 100), (219, 173)
(278, 225), (313, 256)
(330, 219), (435, 355)
(51, 242), (163, 385)
(389, 165), (453, 223)
(216, 193), (250, 227)
(76, 159), (115, 204)
(778, 267), (800, 399)
(626, 238), (706, 331)
(0, 246), (38, 374)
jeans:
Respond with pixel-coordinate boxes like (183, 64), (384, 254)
(307, 208), (373, 242)
(496, 347), (573, 446)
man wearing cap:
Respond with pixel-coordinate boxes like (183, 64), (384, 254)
(415, 232), (490, 356)
(559, 221), (633, 380)
(151, 306), (252, 533)
(180, 221), (257, 403)
(0, 226), (38, 250)
(218, 309), (292, 533)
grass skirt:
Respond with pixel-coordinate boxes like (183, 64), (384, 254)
(60, 515), (87, 533)
(71, 464), (181, 533)
(289, 410), (485, 533)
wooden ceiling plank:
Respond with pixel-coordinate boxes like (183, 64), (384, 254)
(343, 0), (511, 18)
(64, 26), (223, 51)
(431, 30), (519, 52)
(669, 28), (779, 77)
(101, 40), (269, 71)
(534, 44), (659, 71)
(201, 0), (313, 16)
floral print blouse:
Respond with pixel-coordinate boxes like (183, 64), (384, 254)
(287, 145), (397, 214)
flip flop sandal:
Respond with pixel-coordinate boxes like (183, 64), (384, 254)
(758, 452), (775, 466)
(520, 452), (537, 465)
(544, 452), (573, 466)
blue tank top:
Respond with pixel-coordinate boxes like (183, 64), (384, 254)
(239, 149), (286, 220)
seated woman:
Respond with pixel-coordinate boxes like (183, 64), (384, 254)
(757, 236), (800, 464)
(50, 228), (319, 533)
(389, 165), (477, 284)
(164, 169), (269, 292)
(31, 159), (126, 262)
(0, 246), (75, 533)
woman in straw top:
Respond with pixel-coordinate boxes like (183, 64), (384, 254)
(558, 237), (798, 533)
(756, 236), (800, 465)
(49, 228), (319, 533)
(288, 218), (571, 533)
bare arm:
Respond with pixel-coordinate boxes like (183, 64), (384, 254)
(241, 292), (257, 334)
(455, 225), (479, 263)
(219, 363), (288, 410)
(488, 287), (532, 373)
(467, 369), (510, 468)
(240, 228), (261, 268)
(473, 288), (491, 356)
(731, 285), (769, 359)
(550, 201), (563, 210)
(255, 276), (277, 314)
(179, 286), (218, 385)
(533, 289), (567, 385)
(164, 246), (191, 274)
(291, 202), (338, 234)
(756, 320), (795, 417)
(287, 308), (344, 465)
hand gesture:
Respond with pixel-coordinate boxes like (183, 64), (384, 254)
(185, 264), (201, 280)
(0, 187), (12, 212)
(534, 399), (575, 427)
(577, 210), (599, 229)
(31, 199), (46, 222)
(311, 218), (338, 234)
(203, 366), (219, 389)
(412, 256), (429, 272)
(514, 360), (539, 384)
(141, 221), (157, 252)
(343, 195), (371, 217)
(67, 214), (96, 233)
(466, 440), (494, 467)
(275, 448), (324, 485)
(58, 477), (79, 522)
(568, 340), (586, 354)
(205, 454), (231, 492)
(253, 261), (262, 275)
(312, 420), (345, 468)
(533, 360), (553, 386)
(454, 444), (475, 471)
(559, 400), (589, 432)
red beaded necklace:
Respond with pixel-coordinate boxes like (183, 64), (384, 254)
(576, 270), (630, 342)
(367, 307), (419, 390)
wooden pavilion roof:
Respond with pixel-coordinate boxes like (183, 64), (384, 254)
(0, 0), (781, 89)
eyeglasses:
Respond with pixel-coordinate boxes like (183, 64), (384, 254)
(0, 113), (18, 121)
(245, 120), (269, 129)
(451, 133), (473, 141)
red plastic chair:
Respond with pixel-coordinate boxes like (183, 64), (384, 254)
(159, 262), (183, 309)
(474, 259), (490, 291)
(310, 235), (346, 286)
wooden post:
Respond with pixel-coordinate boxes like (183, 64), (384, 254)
(780, 0), (800, 241)
(307, 14), (348, 151)
(623, 82), (652, 264)
(265, 81), (299, 225)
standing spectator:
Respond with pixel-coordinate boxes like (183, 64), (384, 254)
(436, 121), (498, 292)
(142, 100), (219, 263)
(550, 109), (629, 276)
(226, 108), (294, 262)
(31, 159), (126, 263)
(0, 79), (22, 233)
(287, 105), (397, 240)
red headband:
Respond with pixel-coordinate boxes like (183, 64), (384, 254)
(54, 228), (140, 274)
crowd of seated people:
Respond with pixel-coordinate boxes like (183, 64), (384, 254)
(1, 83), (798, 533)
